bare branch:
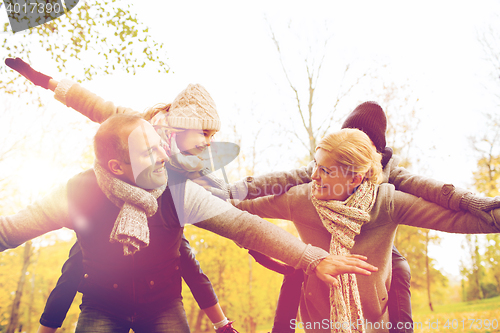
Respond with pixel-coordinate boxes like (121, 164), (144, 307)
(267, 23), (308, 133)
(318, 65), (370, 137)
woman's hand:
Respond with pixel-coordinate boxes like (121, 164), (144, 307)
(314, 254), (378, 287)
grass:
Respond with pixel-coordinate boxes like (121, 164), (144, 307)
(253, 297), (500, 332)
(411, 296), (500, 333)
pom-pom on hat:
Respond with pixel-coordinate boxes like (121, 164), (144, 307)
(341, 101), (387, 153)
(167, 83), (221, 131)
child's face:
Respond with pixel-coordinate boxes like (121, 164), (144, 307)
(175, 129), (217, 156)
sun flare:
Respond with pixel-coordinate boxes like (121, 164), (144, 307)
(15, 157), (67, 200)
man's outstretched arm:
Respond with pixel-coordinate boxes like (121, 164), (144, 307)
(173, 180), (377, 285)
(0, 184), (71, 251)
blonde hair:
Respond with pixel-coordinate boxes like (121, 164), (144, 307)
(316, 128), (383, 184)
(142, 103), (170, 122)
(142, 103), (184, 134)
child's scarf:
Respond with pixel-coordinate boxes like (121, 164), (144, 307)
(311, 181), (378, 333)
(94, 162), (166, 256)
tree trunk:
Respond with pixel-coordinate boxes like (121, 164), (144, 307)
(6, 241), (32, 333)
(425, 232), (433, 311)
(26, 251), (39, 333)
(248, 254), (256, 333)
(474, 238), (484, 299)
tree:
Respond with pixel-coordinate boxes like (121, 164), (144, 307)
(477, 13), (500, 109)
(378, 81), (451, 308)
(471, 112), (500, 197)
(460, 5), (500, 302)
(5, 241), (32, 333)
(377, 81), (421, 169)
(267, 19), (368, 160)
(461, 235), (485, 301)
(182, 225), (286, 333)
(1, 0), (168, 101)
(424, 231), (433, 311)
(484, 234), (500, 294)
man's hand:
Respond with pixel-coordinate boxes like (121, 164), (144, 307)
(314, 254), (378, 287)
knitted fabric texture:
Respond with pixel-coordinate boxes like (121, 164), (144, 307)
(311, 181), (378, 333)
(342, 102), (387, 153)
(94, 162), (166, 256)
(167, 83), (221, 131)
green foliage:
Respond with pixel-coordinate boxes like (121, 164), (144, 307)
(1, 0), (169, 103)
(0, 234), (77, 331)
(182, 219), (296, 333)
(473, 155), (500, 197)
(461, 235), (488, 301)
(394, 225), (448, 292)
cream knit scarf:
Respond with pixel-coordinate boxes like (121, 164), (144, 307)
(311, 181), (378, 333)
(94, 162), (166, 256)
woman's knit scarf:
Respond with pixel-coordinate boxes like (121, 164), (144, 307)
(311, 181), (378, 333)
(94, 162), (166, 256)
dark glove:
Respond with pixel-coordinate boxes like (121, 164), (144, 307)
(460, 193), (500, 227)
(5, 58), (52, 89)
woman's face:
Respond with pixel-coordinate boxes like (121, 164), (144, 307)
(175, 129), (217, 156)
(311, 148), (360, 201)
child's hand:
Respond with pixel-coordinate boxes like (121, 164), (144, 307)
(5, 58), (53, 89)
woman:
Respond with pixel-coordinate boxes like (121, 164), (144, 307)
(236, 129), (500, 333)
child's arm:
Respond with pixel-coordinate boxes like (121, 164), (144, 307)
(223, 153), (500, 225)
(52, 79), (139, 123)
(232, 161), (314, 201)
(388, 158), (500, 226)
(39, 241), (83, 330)
(190, 161), (314, 202)
(5, 58), (140, 124)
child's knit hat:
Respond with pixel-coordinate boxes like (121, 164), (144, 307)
(167, 83), (221, 131)
(341, 101), (393, 168)
(341, 101), (386, 153)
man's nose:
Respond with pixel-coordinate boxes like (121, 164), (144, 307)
(157, 146), (169, 162)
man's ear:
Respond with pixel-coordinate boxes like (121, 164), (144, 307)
(108, 159), (125, 176)
(351, 173), (364, 187)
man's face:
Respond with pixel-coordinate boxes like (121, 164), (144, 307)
(121, 120), (168, 189)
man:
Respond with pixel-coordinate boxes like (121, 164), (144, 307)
(0, 114), (377, 332)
